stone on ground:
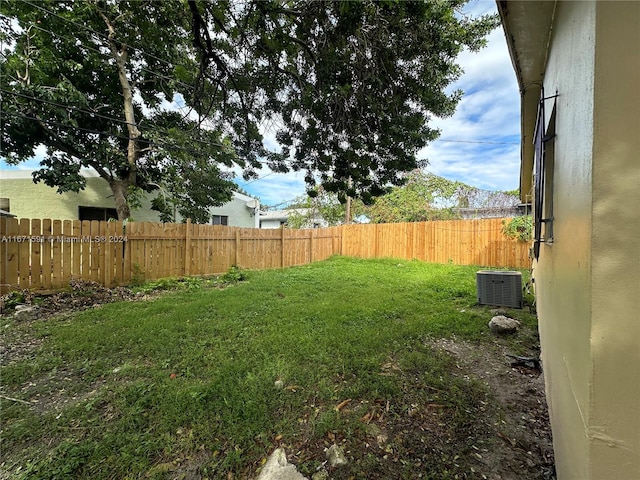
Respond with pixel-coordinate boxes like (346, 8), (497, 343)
(488, 315), (521, 334)
(256, 448), (307, 480)
(326, 444), (348, 468)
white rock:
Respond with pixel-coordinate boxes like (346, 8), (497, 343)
(488, 315), (521, 334)
(256, 448), (308, 480)
(14, 305), (37, 320)
(326, 444), (348, 468)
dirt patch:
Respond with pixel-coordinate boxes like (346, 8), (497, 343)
(431, 336), (555, 479)
(0, 281), (141, 416)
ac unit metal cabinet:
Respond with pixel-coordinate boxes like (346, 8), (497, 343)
(476, 270), (523, 309)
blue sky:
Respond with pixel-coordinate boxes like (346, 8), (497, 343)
(2, 1), (520, 208)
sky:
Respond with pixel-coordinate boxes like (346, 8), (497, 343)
(1, 0), (521, 209)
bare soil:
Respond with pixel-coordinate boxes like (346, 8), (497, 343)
(428, 337), (555, 479)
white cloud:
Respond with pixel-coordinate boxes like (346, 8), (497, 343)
(415, 2), (521, 193)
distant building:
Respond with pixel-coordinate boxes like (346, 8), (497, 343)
(259, 208), (327, 229)
(0, 169), (259, 226)
(454, 205), (527, 219)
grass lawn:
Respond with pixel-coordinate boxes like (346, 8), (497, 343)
(0, 256), (543, 479)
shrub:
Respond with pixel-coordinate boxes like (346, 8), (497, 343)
(502, 216), (533, 242)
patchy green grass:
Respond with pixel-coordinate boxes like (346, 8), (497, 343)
(1, 257), (540, 479)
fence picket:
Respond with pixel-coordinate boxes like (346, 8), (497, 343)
(30, 219), (42, 289)
(72, 221), (81, 283)
(62, 220), (72, 285)
(1, 218), (19, 293)
(42, 219), (52, 290)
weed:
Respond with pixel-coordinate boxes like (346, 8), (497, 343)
(217, 265), (247, 285)
(131, 263), (146, 286)
(1, 289), (36, 311)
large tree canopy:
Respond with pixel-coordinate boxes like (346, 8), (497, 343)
(242, 0), (498, 202)
(1, 0), (498, 221)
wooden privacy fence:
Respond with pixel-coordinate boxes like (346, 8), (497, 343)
(1, 217), (529, 293)
(343, 219), (530, 268)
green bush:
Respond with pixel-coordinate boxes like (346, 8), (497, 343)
(502, 215), (533, 242)
(218, 265), (247, 285)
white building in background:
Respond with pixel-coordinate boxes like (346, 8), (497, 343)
(259, 208), (327, 229)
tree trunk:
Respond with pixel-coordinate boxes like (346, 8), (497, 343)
(110, 179), (131, 221)
(344, 195), (352, 224)
(99, 6), (139, 221)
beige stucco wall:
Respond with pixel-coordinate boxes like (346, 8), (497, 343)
(0, 170), (258, 226)
(535, 3), (596, 478)
(589, 2), (640, 477)
(534, 2), (640, 479)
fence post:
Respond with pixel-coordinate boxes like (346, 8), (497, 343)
(309, 229), (315, 263)
(184, 218), (192, 276)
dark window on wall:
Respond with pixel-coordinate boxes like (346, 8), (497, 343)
(543, 106), (556, 242)
(533, 91), (556, 259)
(79, 206), (118, 221)
(212, 215), (229, 225)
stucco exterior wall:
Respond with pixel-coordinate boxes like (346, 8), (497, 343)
(589, 2), (640, 477)
(260, 218), (285, 229)
(208, 192), (259, 228)
(535, 4), (596, 478)
(534, 2), (640, 479)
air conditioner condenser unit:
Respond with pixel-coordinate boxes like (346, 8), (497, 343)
(476, 270), (523, 309)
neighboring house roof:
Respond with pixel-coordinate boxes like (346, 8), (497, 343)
(455, 206), (523, 219)
(259, 210), (290, 222)
(0, 168), (102, 180)
(261, 208), (317, 221)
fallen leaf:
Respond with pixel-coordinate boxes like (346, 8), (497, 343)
(335, 398), (352, 411)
